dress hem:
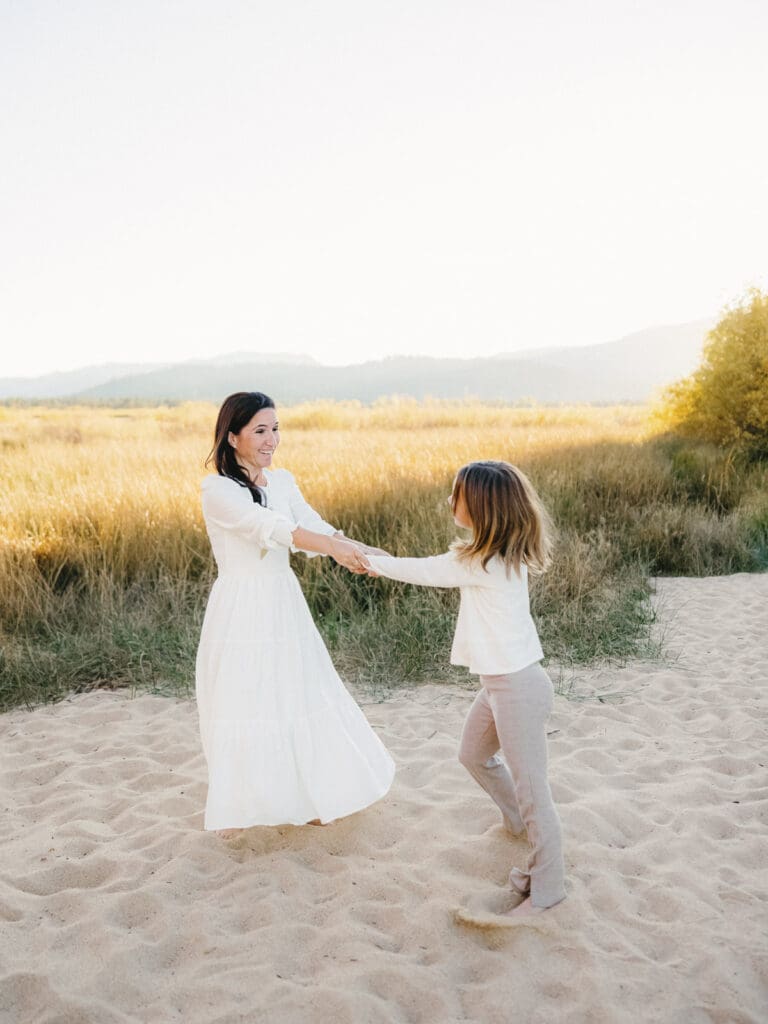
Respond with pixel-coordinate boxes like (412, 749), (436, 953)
(203, 773), (395, 832)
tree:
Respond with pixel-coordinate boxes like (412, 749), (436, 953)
(660, 289), (768, 457)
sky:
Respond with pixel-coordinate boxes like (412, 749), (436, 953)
(1, 0), (767, 378)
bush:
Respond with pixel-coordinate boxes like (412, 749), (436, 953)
(659, 289), (768, 457)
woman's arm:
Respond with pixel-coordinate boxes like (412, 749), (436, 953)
(202, 478), (297, 549)
(283, 470), (388, 556)
(284, 471), (337, 536)
(202, 479), (367, 571)
(291, 528), (369, 572)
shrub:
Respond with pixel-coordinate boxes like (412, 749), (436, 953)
(659, 290), (768, 457)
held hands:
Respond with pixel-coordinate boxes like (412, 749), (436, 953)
(328, 534), (389, 575)
(345, 541), (391, 575)
(332, 533), (390, 559)
(356, 543), (388, 575)
(329, 538), (371, 574)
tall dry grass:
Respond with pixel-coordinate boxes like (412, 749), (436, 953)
(1, 400), (766, 710)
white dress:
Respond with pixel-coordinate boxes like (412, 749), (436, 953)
(195, 469), (395, 830)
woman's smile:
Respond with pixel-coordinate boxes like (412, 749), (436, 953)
(228, 407), (281, 478)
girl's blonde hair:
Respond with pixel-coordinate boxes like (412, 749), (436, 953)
(451, 461), (553, 576)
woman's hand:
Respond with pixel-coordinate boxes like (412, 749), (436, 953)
(341, 539), (391, 557)
(350, 543), (383, 576)
(356, 543), (391, 557)
(329, 537), (371, 574)
(291, 527), (380, 571)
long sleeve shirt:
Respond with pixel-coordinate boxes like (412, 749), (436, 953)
(365, 550), (544, 676)
(201, 470), (337, 567)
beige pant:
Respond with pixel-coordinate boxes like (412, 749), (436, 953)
(458, 662), (565, 908)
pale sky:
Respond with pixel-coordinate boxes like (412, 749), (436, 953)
(2, 0), (767, 378)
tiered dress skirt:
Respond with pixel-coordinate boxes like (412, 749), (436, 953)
(195, 566), (395, 830)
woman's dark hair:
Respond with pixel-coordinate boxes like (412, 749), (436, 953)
(206, 391), (276, 505)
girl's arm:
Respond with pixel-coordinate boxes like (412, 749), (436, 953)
(364, 552), (494, 588)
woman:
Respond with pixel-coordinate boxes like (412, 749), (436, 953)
(196, 391), (395, 837)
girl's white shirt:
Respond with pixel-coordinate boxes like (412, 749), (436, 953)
(201, 469), (337, 560)
(365, 550), (544, 676)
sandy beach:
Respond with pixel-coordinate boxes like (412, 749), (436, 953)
(1, 573), (766, 1024)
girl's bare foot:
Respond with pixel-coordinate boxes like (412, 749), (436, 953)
(216, 828), (244, 840)
(502, 814), (525, 837)
(505, 895), (564, 918)
(508, 868), (530, 896)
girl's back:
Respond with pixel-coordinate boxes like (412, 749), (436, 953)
(365, 549), (544, 676)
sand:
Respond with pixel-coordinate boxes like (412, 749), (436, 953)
(1, 573), (766, 1024)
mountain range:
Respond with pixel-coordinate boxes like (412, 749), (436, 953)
(0, 319), (713, 404)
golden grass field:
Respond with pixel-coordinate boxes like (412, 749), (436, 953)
(0, 399), (651, 543)
(1, 400), (766, 710)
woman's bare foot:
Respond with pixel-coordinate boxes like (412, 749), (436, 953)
(216, 828), (244, 840)
(307, 818), (325, 826)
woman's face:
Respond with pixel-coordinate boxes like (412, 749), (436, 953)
(228, 407), (280, 474)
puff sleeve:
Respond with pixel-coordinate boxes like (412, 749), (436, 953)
(283, 471), (338, 536)
(275, 470), (337, 557)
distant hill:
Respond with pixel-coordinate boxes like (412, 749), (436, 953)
(71, 355), (587, 404)
(0, 321), (714, 403)
(0, 362), (170, 399)
(493, 320), (714, 400)
(0, 352), (315, 400)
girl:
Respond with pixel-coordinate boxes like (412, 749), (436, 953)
(364, 461), (565, 916)
(196, 391), (395, 837)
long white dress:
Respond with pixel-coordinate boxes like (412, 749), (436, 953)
(195, 469), (395, 830)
